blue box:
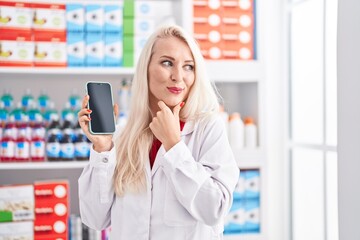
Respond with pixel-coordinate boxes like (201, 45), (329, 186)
(85, 5), (104, 33)
(104, 33), (123, 67)
(67, 32), (85, 67)
(244, 170), (260, 199)
(233, 170), (246, 200)
(86, 33), (104, 67)
(244, 199), (260, 233)
(104, 4), (123, 34)
(224, 199), (246, 234)
(66, 4), (85, 33)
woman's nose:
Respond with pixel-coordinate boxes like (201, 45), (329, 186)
(171, 67), (183, 82)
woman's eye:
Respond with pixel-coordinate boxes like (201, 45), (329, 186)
(184, 65), (194, 71)
(161, 60), (172, 67)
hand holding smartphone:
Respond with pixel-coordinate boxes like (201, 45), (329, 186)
(86, 82), (116, 134)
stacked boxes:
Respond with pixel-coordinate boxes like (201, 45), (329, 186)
(34, 180), (69, 240)
(224, 169), (260, 234)
(193, 0), (256, 60)
(66, 4), (85, 67)
(0, 1), (34, 66)
(32, 3), (67, 67)
(123, 0), (156, 67)
(0, 185), (34, 239)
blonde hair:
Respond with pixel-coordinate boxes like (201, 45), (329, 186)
(113, 25), (220, 196)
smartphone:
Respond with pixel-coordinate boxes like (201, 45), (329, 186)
(86, 81), (116, 134)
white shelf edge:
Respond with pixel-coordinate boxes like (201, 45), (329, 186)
(0, 161), (88, 170)
(0, 67), (135, 75)
(232, 148), (265, 169)
(206, 60), (263, 82)
(224, 233), (263, 240)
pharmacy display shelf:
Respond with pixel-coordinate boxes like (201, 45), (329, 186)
(0, 161), (88, 170)
(0, 67), (135, 75)
(224, 234), (263, 240)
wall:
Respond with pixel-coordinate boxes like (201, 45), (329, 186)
(337, 0), (360, 239)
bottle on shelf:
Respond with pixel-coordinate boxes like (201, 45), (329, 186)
(21, 88), (35, 112)
(61, 102), (77, 126)
(30, 115), (46, 162)
(60, 134), (75, 161)
(46, 133), (61, 162)
(229, 112), (245, 151)
(43, 101), (59, 128)
(37, 89), (50, 113)
(14, 116), (30, 162)
(0, 89), (14, 111)
(0, 118), (16, 162)
(244, 117), (257, 149)
(74, 123), (90, 161)
(0, 102), (9, 141)
(69, 88), (81, 113)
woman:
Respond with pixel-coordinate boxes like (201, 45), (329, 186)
(78, 25), (239, 239)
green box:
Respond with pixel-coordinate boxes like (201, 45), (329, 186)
(123, 18), (134, 35)
(123, 52), (134, 67)
(123, 35), (134, 52)
(123, 0), (134, 17)
(0, 211), (13, 222)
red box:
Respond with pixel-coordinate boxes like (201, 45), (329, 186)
(34, 180), (69, 201)
(34, 217), (68, 238)
(35, 199), (69, 220)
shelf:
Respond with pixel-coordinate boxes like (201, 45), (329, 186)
(0, 67), (135, 75)
(224, 233), (263, 240)
(232, 148), (265, 169)
(206, 61), (263, 82)
(0, 161), (88, 170)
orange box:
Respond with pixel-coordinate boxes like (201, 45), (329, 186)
(222, 39), (254, 60)
(34, 180), (69, 201)
(34, 217), (68, 238)
(222, 13), (254, 34)
(193, 0), (223, 19)
(222, 0), (254, 14)
(195, 39), (223, 60)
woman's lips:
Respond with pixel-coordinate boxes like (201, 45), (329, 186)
(167, 87), (184, 94)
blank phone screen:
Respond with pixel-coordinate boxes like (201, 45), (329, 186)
(87, 82), (115, 134)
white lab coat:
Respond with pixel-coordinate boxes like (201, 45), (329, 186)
(78, 115), (239, 240)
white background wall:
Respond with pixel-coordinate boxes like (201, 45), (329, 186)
(337, 0), (360, 239)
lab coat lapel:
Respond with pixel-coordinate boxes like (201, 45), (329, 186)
(151, 120), (195, 177)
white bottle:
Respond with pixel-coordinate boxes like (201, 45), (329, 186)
(228, 112), (244, 151)
(244, 117), (257, 148)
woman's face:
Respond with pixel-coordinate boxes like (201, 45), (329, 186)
(148, 36), (195, 112)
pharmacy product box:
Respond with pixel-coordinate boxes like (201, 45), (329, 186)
(0, 221), (34, 239)
(104, 33), (123, 67)
(66, 3), (85, 33)
(35, 199), (69, 220)
(244, 170), (260, 199)
(124, 18), (155, 36)
(123, 51), (133, 67)
(135, 1), (172, 18)
(35, 235), (67, 240)
(86, 32), (104, 67)
(244, 198), (260, 233)
(123, 0), (134, 18)
(0, 32), (34, 66)
(32, 3), (66, 34)
(0, 1), (33, 32)
(224, 199), (246, 234)
(33, 33), (67, 67)
(104, 4), (123, 34)
(34, 180), (69, 201)
(0, 184), (34, 222)
(34, 217), (68, 239)
(85, 4), (104, 33)
(67, 32), (85, 67)
(193, 0), (223, 19)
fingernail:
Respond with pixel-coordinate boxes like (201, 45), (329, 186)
(180, 102), (185, 108)
(87, 109), (92, 113)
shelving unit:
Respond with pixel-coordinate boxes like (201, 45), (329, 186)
(0, 0), (268, 239)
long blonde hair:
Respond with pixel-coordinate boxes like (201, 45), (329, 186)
(113, 25), (220, 196)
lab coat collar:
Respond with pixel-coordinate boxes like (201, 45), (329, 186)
(150, 120), (195, 176)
